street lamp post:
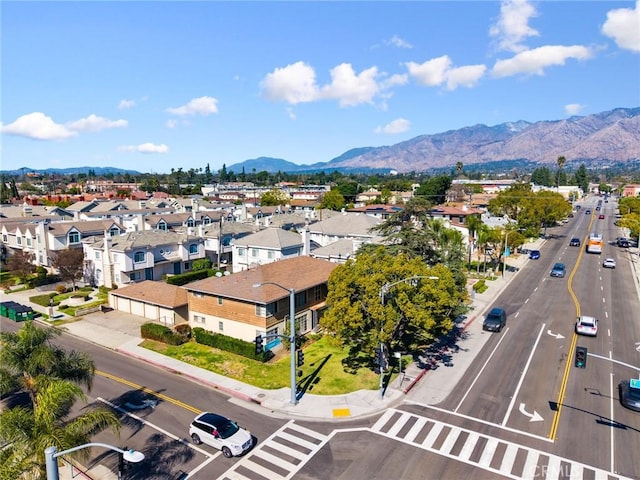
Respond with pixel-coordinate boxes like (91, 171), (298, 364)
(502, 230), (512, 278)
(378, 275), (439, 399)
(45, 443), (144, 480)
(253, 281), (298, 405)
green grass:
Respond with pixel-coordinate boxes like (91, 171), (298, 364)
(141, 335), (381, 395)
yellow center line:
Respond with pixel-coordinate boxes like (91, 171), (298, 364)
(548, 212), (595, 440)
(97, 370), (202, 414)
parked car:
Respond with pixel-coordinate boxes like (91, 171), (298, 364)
(189, 412), (253, 457)
(575, 315), (598, 337)
(585, 209), (591, 214)
(550, 263), (566, 277)
(482, 307), (507, 333)
(529, 250), (541, 260)
(603, 258), (616, 269)
(569, 238), (581, 247)
(599, 214), (605, 219)
(617, 238), (630, 248)
(619, 379), (640, 412)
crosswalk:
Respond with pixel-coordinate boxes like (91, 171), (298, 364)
(217, 420), (329, 480)
(372, 409), (633, 480)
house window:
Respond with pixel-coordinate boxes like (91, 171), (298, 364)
(130, 271), (140, 281)
(95, 251), (101, 260)
(134, 251), (145, 263)
(295, 291), (307, 307)
(203, 217), (211, 225)
(158, 221), (167, 231)
(238, 247), (246, 256)
(189, 244), (198, 254)
(115, 273), (121, 283)
(266, 301), (276, 316)
(68, 231), (80, 244)
(217, 297), (223, 305)
(187, 218), (195, 227)
(193, 315), (206, 324)
(255, 304), (266, 317)
(251, 248), (258, 257)
(314, 285), (322, 301)
(2, 234), (7, 242)
(184, 262), (190, 270)
(218, 321), (223, 332)
(266, 327), (277, 339)
(113, 253), (119, 262)
(26, 237), (32, 247)
(267, 250), (274, 259)
(109, 227), (120, 237)
(299, 315), (308, 333)
(194, 292), (204, 298)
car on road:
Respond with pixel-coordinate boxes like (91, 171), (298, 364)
(585, 209), (591, 214)
(575, 315), (598, 337)
(189, 412), (253, 457)
(482, 307), (507, 333)
(617, 238), (631, 248)
(550, 262), (566, 277)
(599, 214), (605, 219)
(569, 238), (581, 247)
(603, 258), (616, 269)
(529, 250), (541, 260)
(619, 379), (640, 412)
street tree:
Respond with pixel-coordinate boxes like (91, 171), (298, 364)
(531, 190), (572, 236)
(321, 247), (466, 371)
(320, 188), (345, 211)
(0, 379), (120, 480)
(0, 321), (96, 407)
(259, 188), (289, 206)
(487, 183), (534, 221)
(414, 175), (452, 205)
(573, 163), (589, 193)
(51, 248), (85, 290)
(7, 249), (36, 285)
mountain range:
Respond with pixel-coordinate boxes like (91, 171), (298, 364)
(3, 107), (638, 176)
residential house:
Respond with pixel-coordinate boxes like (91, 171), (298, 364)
(108, 280), (188, 326)
(231, 227), (304, 272)
(347, 204), (403, 219)
(306, 211), (383, 250)
(185, 256), (338, 345)
(82, 229), (206, 288)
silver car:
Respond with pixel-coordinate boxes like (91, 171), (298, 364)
(575, 315), (598, 337)
(603, 258), (616, 269)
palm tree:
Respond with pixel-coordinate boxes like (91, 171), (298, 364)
(456, 161), (464, 177)
(556, 156), (566, 187)
(0, 321), (95, 408)
(465, 214), (482, 267)
(0, 379), (120, 479)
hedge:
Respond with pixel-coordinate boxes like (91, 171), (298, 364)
(27, 275), (61, 288)
(141, 323), (187, 345)
(472, 279), (488, 294)
(165, 269), (214, 286)
(192, 327), (273, 362)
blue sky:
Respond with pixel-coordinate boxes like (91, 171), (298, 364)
(1, 1), (639, 174)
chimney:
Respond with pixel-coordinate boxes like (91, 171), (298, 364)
(301, 228), (311, 256)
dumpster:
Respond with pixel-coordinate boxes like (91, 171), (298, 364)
(0, 301), (22, 318)
(5, 303), (33, 322)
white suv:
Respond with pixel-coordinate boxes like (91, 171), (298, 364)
(189, 412), (253, 457)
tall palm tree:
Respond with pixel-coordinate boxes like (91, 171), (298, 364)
(465, 214), (482, 266)
(0, 379), (120, 480)
(0, 321), (95, 408)
(556, 156), (566, 187)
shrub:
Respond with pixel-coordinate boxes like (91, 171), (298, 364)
(473, 279), (488, 294)
(141, 322), (187, 345)
(192, 327), (273, 362)
(56, 284), (68, 294)
(165, 269), (214, 286)
(27, 274), (62, 288)
(174, 323), (192, 340)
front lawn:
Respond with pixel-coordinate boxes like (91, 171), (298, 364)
(141, 335), (380, 395)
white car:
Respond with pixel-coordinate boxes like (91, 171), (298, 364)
(575, 315), (598, 337)
(603, 258), (616, 269)
(189, 412), (253, 457)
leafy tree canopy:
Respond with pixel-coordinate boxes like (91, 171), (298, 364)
(51, 248), (85, 290)
(320, 188), (345, 211)
(259, 188), (290, 206)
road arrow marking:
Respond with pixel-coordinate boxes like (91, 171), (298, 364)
(519, 403), (544, 422)
(635, 341), (640, 352)
(547, 330), (565, 340)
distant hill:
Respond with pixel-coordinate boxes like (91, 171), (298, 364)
(0, 166), (141, 176)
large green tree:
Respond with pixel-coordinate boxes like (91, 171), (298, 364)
(414, 175), (452, 205)
(0, 380), (120, 480)
(321, 247), (466, 370)
(259, 188), (290, 206)
(51, 248), (85, 290)
(320, 188), (345, 211)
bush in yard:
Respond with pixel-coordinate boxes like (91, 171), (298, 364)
(472, 279), (488, 293)
(141, 322), (186, 345)
(192, 327), (273, 362)
(174, 323), (192, 340)
(165, 269), (213, 286)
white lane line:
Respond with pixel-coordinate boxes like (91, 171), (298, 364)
(610, 368), (615, 473)
(515, 311), (520, 318)
(502, 323), (546, 426)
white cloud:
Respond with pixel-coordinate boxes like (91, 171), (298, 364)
(601, 1), (640, 53)
(0, 112), (77, 140)
(286, 107), (296, 120)
(489, 0), (539, 53)
(66, 114), (127, 132)
(405, 56), (485, 91)
(405, 56), (452, 87)
(260, 61), (320, 104)
(166, 96), (219, 116)
(386, 35), (413, 49)
(445, 65), (487, 90)
(118, 99), (136, 110)
(321, 63), (380, 107)
(565, 104), (585, 115)
(166, 119), (178, 129)
(118, 143), (169, 154)
(492, 45), (593, 77)
(375, 118), (411, 134)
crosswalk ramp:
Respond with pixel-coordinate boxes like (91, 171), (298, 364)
(372, 409), (633, 480)
(217, 420), (328, 480)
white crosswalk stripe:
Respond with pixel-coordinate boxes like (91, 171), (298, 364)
(371, 409), (633, 480)
(217, 420), (329, 480)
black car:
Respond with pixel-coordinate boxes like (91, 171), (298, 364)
(619, 379), (640, 412)
(618, 238), (630, 248)
(483, 307), (507, 332)
(569, 238), (581, 247)
(585, 209), (591, 214)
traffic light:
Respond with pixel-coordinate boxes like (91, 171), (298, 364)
(575, 346), (587, 368)
(296, 349), (304, 367)
(254, 335), (264, 356)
